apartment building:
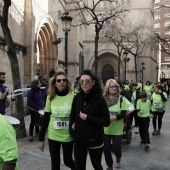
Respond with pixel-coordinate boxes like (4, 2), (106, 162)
(154, 0), (170, 80)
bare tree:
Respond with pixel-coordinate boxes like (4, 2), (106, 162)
(70, 0), (128, 76)
(103, 25), (127, 82)
(122, 25), (151, 82)
(0, 0), (27, 138)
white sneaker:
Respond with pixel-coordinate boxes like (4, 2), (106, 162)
(115, 162), (121, 168)
(115, 159), (121, 168)
(134, 127), (138, 134)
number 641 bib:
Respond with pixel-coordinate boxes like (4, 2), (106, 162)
(54, 117), (69, 129)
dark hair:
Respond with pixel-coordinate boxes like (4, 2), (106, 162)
(155, 85), (164, 91)
(79, 69), (102, 93)
(30, 80), (40, 90)
(140, 91), (147, 98)
(146, 81), (151, 85)
(76, 76), (80, 81)
(0, 72), (5, 76)
(130, 82), (138, 89)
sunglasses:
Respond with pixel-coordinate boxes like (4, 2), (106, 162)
(79, 80), (91, 85)
(56, 79), (67, 83)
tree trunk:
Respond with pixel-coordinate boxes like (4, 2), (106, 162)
(118, 52), (121, 82)
(0, 0), (27, 138)
(94, 24), (99, 77)
(134, 55), (137, 82)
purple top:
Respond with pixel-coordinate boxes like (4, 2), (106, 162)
(27, 89), (44, 110)
(0, 85), (7, 113)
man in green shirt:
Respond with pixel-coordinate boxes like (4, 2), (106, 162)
(0, 114), (19, 170)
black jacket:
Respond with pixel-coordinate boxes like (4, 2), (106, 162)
(69, 92), (110, 147)
(125, 90), (140, 108)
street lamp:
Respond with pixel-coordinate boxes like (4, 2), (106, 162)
(61, 12), (73, 74)
(141, 62), (145, 91)
(161, 71), (165, 81)
(155, 65), (159, 82)
(123, 51), (130, 82)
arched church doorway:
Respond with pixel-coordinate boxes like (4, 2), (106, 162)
(37, 21), (57, 77)
(101, 64), (114, 84)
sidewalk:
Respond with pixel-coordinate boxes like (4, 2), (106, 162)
(17, 99), (170, 170)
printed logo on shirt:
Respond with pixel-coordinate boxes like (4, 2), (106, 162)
(51, 102), (71, 115)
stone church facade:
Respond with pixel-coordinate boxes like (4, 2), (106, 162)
(0, 0), (157, 88)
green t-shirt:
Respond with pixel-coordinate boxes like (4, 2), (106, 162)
(144, 85), (153, 97)
(137, 83), (142, 91)
(74, 85), (80, 94)
(0, 114), (19, 170)
(124, 84), (130, 91)
(151, 92), (167, 112)
(45, 92), (74, 142)
(131, 91), (136, 106)
(104, 96), (133, 135)
(136, 99), (151, 117)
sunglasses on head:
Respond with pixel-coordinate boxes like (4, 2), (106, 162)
(56, 79), (67, 83)
(79, 80), (91, 85)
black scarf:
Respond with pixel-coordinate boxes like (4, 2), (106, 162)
(56, 88), (69, 96)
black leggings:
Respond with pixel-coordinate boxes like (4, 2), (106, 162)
(104, 135), (122, 167)
(48, 139), (75, 170)
(74, 142), (103, 170)
(3, 159), (17, 170)
(29, 109), (39, 136)
(152, 111), (165, 130)
(129, 110), (138, 127)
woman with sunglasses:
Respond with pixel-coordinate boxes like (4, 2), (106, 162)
(38, 71), (75, 170)
(69, 69), (110, 170)
(103, 79), (133, 170)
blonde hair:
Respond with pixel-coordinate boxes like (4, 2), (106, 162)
(103, 79), (121, 96)
(48, 71), (73, 101)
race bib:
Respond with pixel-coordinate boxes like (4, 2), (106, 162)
(54, 117), (69, 129)
(131, 99), (135, 106)
(153, 102), (161, 109)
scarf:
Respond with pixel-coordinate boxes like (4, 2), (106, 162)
(104, 93), (119, 107)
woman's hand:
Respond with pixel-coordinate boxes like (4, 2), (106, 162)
(38, 141), (45, 152)
(110, 115), (117, 122)
(79, 112), (87, 120)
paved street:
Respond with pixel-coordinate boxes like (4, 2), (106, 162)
(17, 98), (170, 170)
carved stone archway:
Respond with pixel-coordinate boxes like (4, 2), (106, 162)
(35, 17), (57, 77)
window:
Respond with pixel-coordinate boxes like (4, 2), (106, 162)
(164, 56), (170, 61)
(165, 39), (170, 43)
(165, 22), (170, 27)
(155, 32), (160, 35)
(165, 48), (170, 52)
(165, 31), (170, 35)
(165, 4), (170, 9)
(154, 6), (160, 12)
(154, 15), (160, 20)
(154, 23), (160, 28)
(165, 13), (170, 18)
(154, 0), (160, 4)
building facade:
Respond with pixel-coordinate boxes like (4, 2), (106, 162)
(0, 0), (157, 89)
(154, 0), (170, 80)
